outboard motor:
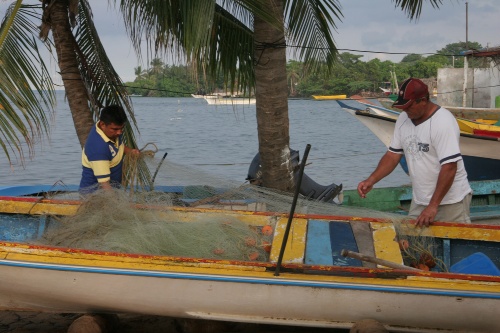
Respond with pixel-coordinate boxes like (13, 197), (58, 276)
(246, 149), (342, 203)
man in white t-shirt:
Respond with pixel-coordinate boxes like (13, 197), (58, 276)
(357, 78), (472, 227)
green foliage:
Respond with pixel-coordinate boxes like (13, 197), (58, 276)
(436, 42), (487, 68)
(125, 41), (490, 99)
(125, 60), (200, 97)
(401, 53), (423, 63)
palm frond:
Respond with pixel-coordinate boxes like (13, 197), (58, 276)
(285, 0), (342, 73)
(116, 0), (281, 95)
(0, 3), (55, 166)
(392, 0), (443, 20)
(76, 0), (152, 188)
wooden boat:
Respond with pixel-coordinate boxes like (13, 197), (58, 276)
(0, 192), (499, 332)
(378, 99), (500, 121)
(311, 94), (347, 100)
(456, 118), (500, 138)
(204, 96), (256, 105)
(341, 179), (500, 223)
(337, 100), (500, 182)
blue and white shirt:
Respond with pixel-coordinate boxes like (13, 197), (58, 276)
(79, 124), (125, 192)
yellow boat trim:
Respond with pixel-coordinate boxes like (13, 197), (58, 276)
(456, 118), (500, 133)
(405, 224), (500, 242)
(270, 217), (307, 264)
(1, 245), (499, 293)
(371, 222), (403, 266)
(0, 199), (78, 216)
(311, 95), (347, 100)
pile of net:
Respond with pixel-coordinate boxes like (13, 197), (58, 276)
(39, 190), (273, 262)
(37, 152), (440, 267)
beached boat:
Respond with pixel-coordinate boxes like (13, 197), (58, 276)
(456, 118), (500, 138)
(0, 191), (499, 332)
(337, 100), (500, 182)
(311, 95), (347, 100)
(360, 101), (500, 137)
(378, 99), (500, 121)
(341, 179), (500, 222)
(204, 96), (256, 105)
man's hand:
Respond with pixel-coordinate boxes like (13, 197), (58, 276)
(415, 204), (438, 227)
(125, 147), (140, 155)
(357, 179), (374, 198)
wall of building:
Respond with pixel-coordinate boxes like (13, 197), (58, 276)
(437, 64), (500, 108)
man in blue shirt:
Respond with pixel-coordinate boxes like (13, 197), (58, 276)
(79, 105), (139, 194)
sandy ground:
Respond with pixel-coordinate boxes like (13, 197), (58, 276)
(0, 311), (350, 333)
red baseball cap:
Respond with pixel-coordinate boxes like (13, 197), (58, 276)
(392, 78), (429, 109)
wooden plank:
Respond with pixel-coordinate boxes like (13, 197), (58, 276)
(304, 220), (332, 265)
(350, 221), (377, 268)
(269, 217), (307, 264)
(329, 221), (362, 267)
(371, 222), (404, 265)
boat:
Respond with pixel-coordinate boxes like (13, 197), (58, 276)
(0, 190), (499, 332)
(204, 95), (256, 105)
(311, 95), (347, 100)
(337, 100), (500, 181)
(456, 118), (500, 138)
(361, 101), (500, 136)
(379, 68), (399, 101)
(378, 99), (500, 121)
(340, 179), (500, 223)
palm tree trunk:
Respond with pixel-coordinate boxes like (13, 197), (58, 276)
(50, 0), (94, 147)
(254, 0), (294, 192)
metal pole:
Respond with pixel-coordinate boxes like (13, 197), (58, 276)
(274, 144), (311, 276)
(151, 152), (168, 190)
(463, 2), (469, 107)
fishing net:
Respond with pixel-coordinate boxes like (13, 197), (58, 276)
(392, 220), (446, 272)
(41, 190), (273, 262)
(35, 151), (441, 268)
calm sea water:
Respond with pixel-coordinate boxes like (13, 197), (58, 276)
(0, 92), (409, 190)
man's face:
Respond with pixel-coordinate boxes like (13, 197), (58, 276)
(403, 98), (427, 121)
(99, 122), (125, 141)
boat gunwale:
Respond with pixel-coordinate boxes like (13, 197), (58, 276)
(2, 195), (500, 230)
(2, 239), (500, 284)
(348, 105), (500, 142)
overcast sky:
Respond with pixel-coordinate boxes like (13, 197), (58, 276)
(1, 1), (499, 83)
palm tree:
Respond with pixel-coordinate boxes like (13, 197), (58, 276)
(134, 65), (147, 80)
(1, 0), (443, 191)
(1, 0), (150, 186)
(149, 58), (164, 76)
(0, 1), (55, 165)
(116, 0), (342, 191)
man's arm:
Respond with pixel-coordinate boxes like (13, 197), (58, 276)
(357, 151), (401, 198)
(415, 162), (457, 227)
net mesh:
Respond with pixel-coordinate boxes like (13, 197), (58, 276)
(34, 152), (440, 268)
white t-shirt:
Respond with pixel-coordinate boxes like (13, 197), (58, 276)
(389, 107), (471, 205)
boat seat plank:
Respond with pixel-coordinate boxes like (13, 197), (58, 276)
(269, 217), (307, 264)
(371, 222), (404, 265)
(329, 221), (362, 267)
(304, 219), (332, 265)
(350, 221), (377, 268)
(305, 220), (362, 267)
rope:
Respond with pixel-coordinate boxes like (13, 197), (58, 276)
(122, 143), (159, 194)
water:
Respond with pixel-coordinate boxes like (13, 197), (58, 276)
(0, 92), (409, 190)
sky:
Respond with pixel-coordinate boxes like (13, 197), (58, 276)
(1, 0), (499, 83)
